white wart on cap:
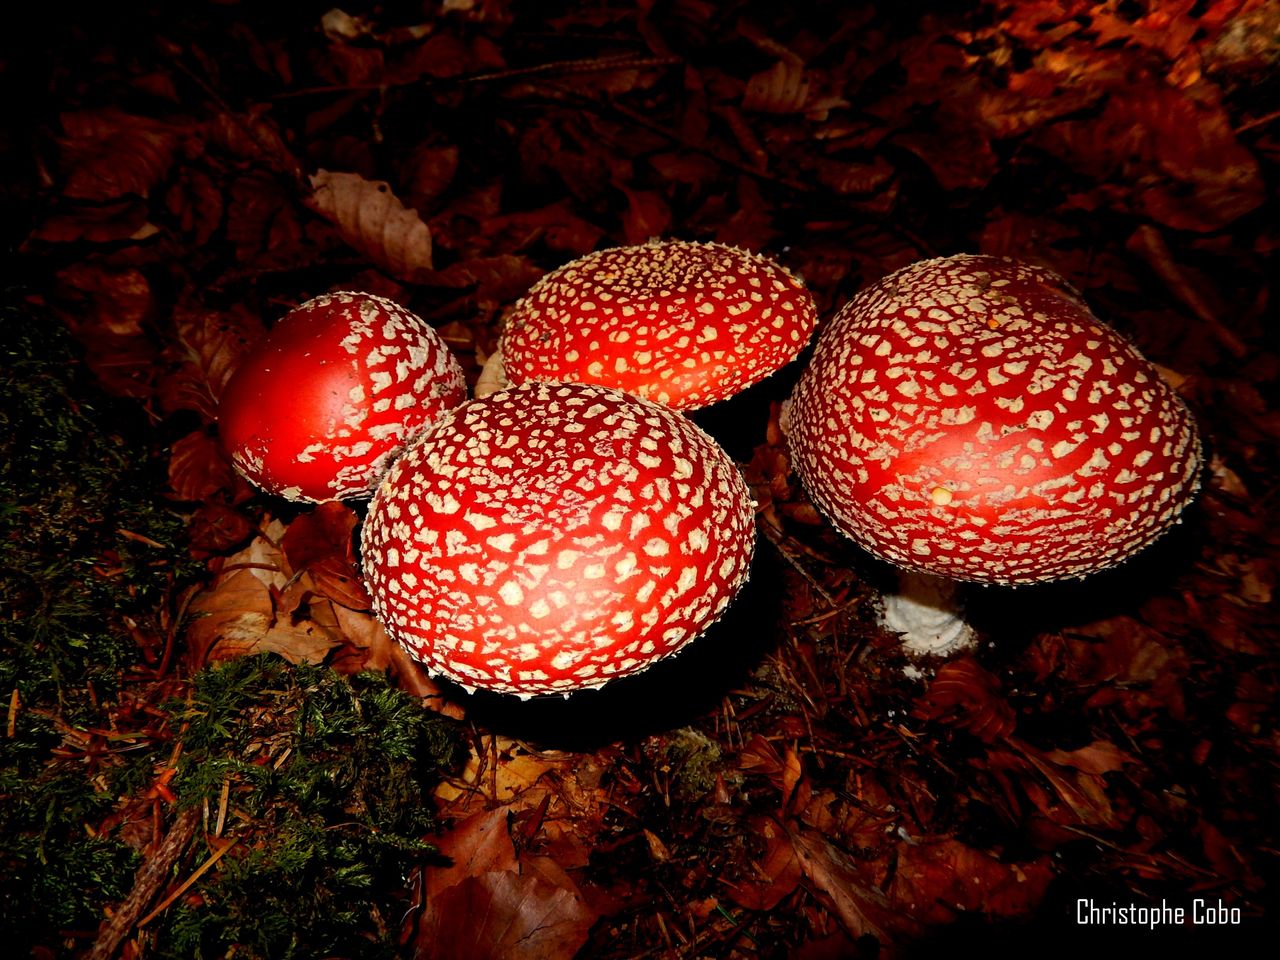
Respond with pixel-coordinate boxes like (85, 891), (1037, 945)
(787, 254), (1202, 585)
(219, 291), (467, 502)
(360, 381), (757, 696)
(497, 239), (818, 410)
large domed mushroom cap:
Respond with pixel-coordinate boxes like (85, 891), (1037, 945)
(786, 254), (1202, 585)
(498, 239), (818, 410)
(361, 381), (757, 696)
(219, 291), (466, 502)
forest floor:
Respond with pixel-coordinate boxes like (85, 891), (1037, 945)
(2, 1), (1278, 957)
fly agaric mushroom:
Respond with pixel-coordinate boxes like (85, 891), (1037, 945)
(479, 239), (818, 409)
(786, 254), (1201, 656)
(219, 291), (466, 502)
(361, 381), (756, 697)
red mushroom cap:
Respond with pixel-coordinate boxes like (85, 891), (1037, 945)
(787, 254), (1201, 585)
(500, 239), (817, 410)
(219, 291), (466, 502)
(360, 381), (756, 696)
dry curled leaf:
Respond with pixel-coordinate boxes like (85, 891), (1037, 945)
(419, 869), (596, 960)
(722, 815), (803, 911)
(57, 109), (180, 201)
(184, 520), (344, 667)
(412, 806), (596, 960)
(168, 430), (236, 503)
(281, 502), (371, 611)
(160, 304), (267, 421)
(914, 657), (1017, 742)
(890, 839), (1054, 925)
(743, 59), (811, 114)
(309, 169), (434, 278)
(184, 567), (342, 667)
(789, 824), (920, 944)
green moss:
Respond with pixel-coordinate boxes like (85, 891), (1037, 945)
(153, 656), (466, 960)
(0, 297), (188, 947)
(0, 296), (197, 713)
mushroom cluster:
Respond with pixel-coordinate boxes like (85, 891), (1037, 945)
(361, 382), (756, 696)
(786, 254), (1202, 654)
(219, 291), (466, 502)
(218, 240), (815, 697)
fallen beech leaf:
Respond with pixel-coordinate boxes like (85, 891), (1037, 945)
(226, 170), (304, 265)
(168, 430), (236, 503)
(1032, 616), (1189, 719)
(328, 605), (396, 669)
(187, 502), (253, 556)
(53, 262), (159, 401)
(788, 824), (919, 944)
(184, 521), (343, 667)
(79, 332), (160, 400)
(53, 263), (153, 339)
(722, 815), (802, 911)
(205, 109), (302, 178)
(184, 566), (342, 667)
(420, 869), (596, 960)
(417, 254), (545, 305)
(28, 198), (155, 244)
(998, 737), (1126, 830)
(1037, 83), (1263, 231)
(402, 143), (460, 211)
(57, 108), (179, 201)
(165, 166), (225, 246)
(427, 807), (519, 890)
(437, 737), (562, 806)
(743, 59), (810, 114)
(309, 169), (433, 278)
(160, 304), (266, 421)
(890, 839), (1054, 925)
(281, 502), (371, 610)
(619, 186), (672, 245)
(1042, 740), (1133, 777)
(914, 657), (1016, 742)
(809, 156), (895, 196)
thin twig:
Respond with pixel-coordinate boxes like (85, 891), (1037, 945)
(86, 806), (200, 960)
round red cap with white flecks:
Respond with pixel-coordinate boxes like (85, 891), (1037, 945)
(360, 381), (757, 696)
(786, 254), (1202, 585)
(219, 291), (467, 503)
(499, 239), (818, 410)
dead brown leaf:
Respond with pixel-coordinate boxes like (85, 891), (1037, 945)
(184, 520), (343, 667)
(187, 502), (254, 557)
(168, 430), (236, 503)
(915, 657), (1017, 742)
(57, 109), (180, 201)
(184, 566), (342, 667)
(722, 815), (803, 911)
(160, 304), (266, 422)
(743, 60), (811, 114)
(418, 869), (596, 960)
(281, 502), (371, 611)
(890, 839), (1054, 925)
(308, 169), (434, 278)
(788, 824), (919, 944)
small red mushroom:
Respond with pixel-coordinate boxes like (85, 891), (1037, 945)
(360, 381), (757, 696)
(484, 239), (818, 410)
(218, 291), (466, 503)
(786, 254), (1202, 654)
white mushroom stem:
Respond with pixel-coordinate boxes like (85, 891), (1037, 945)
(880, 570), (977, 658)
(474, 345), (508, 398)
